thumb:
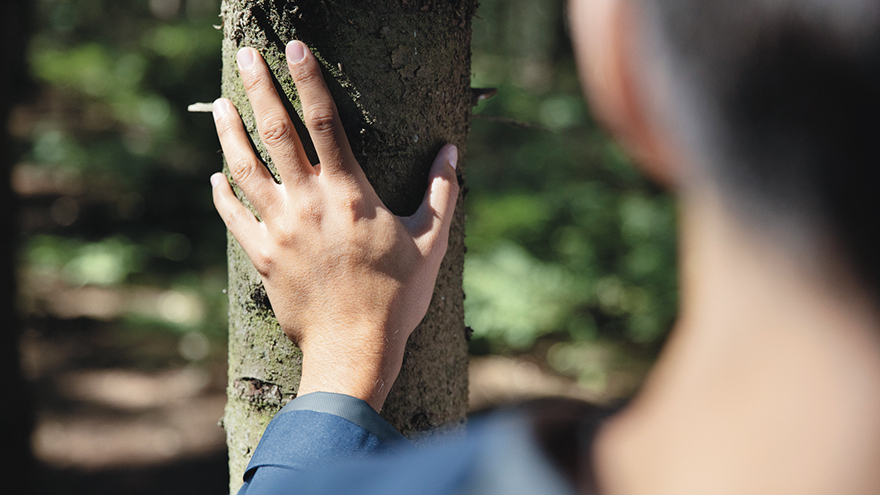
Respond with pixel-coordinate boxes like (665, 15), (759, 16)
(407, 144), (460, 250)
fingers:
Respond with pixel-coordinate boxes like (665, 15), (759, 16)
(286, 41), (357, 176)
(407, 145), (460, 255)
(236, 48), (313, 183)
(213, 98), (280, 215)
(210, 173), (266, 264)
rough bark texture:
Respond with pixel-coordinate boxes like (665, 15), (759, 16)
(0, 0), (33, 482)
(220, 1), (477, 490)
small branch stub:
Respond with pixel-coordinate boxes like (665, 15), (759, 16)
(188, 102), (216, 113)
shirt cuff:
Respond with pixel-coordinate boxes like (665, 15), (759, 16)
(279, 391), (412, 452)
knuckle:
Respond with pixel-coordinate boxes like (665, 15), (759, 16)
(276, 223), (298, 246)
(223, 205), (245, 231)
(260, 116), (294, 148)
(337, 192), (367, 221)
(251, 248), (274, 277)
(229, 157), (261, 184)
(448, 174), (461, 198)
(296, 198), (324, 225)
(305, 106), (336, 134)
(215, 120), (234, 139)
(241, 72), (263, 93)
(294, 63), (323, 88)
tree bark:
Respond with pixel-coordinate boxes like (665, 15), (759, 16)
(0, 0), (33, 482)
(220, 1), (476, 490)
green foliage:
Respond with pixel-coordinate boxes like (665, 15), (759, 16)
(465, 0), (678, 358)
(466, 242), (583, 348)
(26, 234), (145, 286)
(19, 0), (228, 350)
(19, 0), (677, 388)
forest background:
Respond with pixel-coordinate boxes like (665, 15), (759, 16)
(12, 0), (676, 492)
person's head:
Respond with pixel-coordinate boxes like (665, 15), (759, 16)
(569, 0), (880, 295)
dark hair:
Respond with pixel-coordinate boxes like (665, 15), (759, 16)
(642, 0), (880, 292)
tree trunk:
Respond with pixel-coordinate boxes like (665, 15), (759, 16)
(220, 1), (476, 490)
(0, 0), (33, 482)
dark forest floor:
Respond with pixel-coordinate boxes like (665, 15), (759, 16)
(21, 313), (611, 495)
(22, 316), (230, 494)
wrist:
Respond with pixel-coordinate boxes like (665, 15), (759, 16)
(296, 341), (406, 412)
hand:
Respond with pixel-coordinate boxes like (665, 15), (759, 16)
(210, 42), (460, 412)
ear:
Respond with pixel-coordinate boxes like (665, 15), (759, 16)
(569, 0), (678, 187)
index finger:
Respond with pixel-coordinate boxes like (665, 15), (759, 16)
(285, 41), (357, 177)
(237, 47), (314, 184)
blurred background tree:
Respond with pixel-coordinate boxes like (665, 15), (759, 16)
(1, 0), (34, 483)
(12, 0), (677, 492)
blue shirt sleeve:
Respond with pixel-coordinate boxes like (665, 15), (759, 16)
(238, 392), (413, 495)
(236, 392), (579, 495)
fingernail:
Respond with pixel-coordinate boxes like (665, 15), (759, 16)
(236, 48), (255, 70)
(447, 145), (458, 170)
(212, 98), (229, 120)
(286, 41), (306, 63)
(210, 173), (222, 188)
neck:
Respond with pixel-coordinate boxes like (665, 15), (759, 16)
(594, 191), (880, 494)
